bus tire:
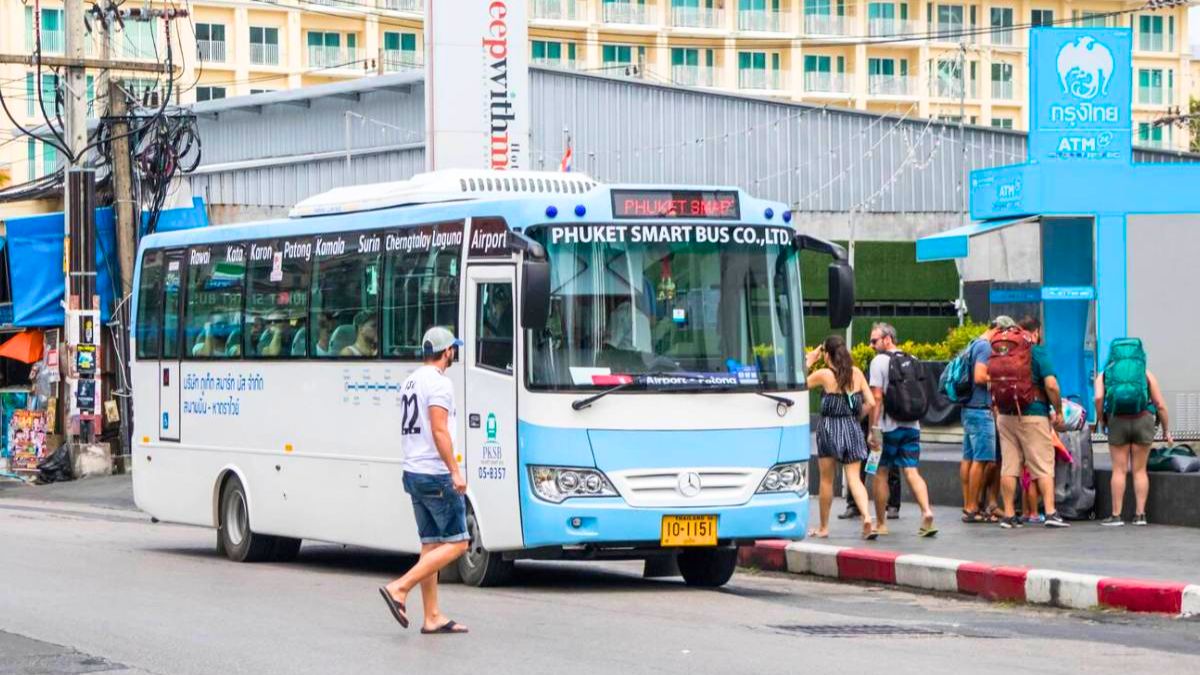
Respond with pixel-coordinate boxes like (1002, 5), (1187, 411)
(677, 547), (738, 588)
(270, 536), (303, 562)
(218, 476), (275, 563)
(457, 508), (514, 587)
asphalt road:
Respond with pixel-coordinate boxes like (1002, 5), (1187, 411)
(2, 477), (1199, 675)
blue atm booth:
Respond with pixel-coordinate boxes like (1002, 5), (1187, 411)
(917, 28), (1200, 436)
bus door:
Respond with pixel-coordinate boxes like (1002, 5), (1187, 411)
(159, 250), (184, 442)
(463, 264), (522, 549)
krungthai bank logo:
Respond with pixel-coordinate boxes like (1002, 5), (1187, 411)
(1050, 36), (1119, 127)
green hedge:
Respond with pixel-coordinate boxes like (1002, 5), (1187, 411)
(805, 316), (958, 347)
(801, 241), (958, 301)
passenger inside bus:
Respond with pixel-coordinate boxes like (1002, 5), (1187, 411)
(258, 312), (294, 357)
(192, 322), (231, 357)
(341, 311), (379, 357)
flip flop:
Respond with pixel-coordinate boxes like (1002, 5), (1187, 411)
(379, 587), (409, 629)
(918, 526), (939, 538)
(422, 620), (469, 635)
(807, 529), (829, 539)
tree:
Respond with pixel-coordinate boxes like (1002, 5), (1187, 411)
(1191, 98), (1200, 154)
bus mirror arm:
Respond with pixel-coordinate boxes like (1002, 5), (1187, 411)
(794, 234), (855, 330)
(508, 231), (547, 260)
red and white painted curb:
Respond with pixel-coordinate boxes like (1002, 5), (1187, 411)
(738, 540), (1200, 618)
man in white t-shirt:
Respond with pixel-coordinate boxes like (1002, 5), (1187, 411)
(380, 326), (470, 635)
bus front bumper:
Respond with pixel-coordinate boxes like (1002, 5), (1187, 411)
(519, 491), (808, 550)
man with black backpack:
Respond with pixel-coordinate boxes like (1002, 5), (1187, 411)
(989, 316), (1069, 529)
(868, 323), (938, 537)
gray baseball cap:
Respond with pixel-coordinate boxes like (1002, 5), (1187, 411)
(422, 326), (463, 355)
(991, 315), (1017, 329)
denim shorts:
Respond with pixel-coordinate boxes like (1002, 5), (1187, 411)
(881, 427), (921, 469)
(402, 471), (468, 544)
(961, 407), (998, 462)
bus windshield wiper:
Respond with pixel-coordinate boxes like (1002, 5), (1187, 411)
(755, 391), (795, 408)
(571, 371), (745, 411)
(571, 380), (635, 411)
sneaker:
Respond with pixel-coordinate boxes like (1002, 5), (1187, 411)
(1132, 514), (1148, 526)
(1100, 515), (1125, 527)
(1023, 514), (1045, 525)
(999, 516), (1023, 529)
(837, 505), (861, 520)
(1044, 512), (1071, 528)
(886, 506), (900, 520)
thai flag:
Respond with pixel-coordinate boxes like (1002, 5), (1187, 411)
(559, 139), (573, 173)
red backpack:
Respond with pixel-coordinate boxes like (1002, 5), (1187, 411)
(988, 327), (1043, 414)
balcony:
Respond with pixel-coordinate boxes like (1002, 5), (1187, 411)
(1139, 34), (1166, 52)
(603, 1), (652, 25)
(991, 79), (1014, 100)
(1137, 88), (1166, 106)
(738, 9), (785, 32)
(197, 39), (226, 63)
(804, 71), (850, 93)
(672, 6), (722, 29)
(868, 18), (917, 38)
(671, 65), (717, 87)
(989, 26), (1016, 46)
(383, 49), (422, 72)
(38, 30), (65, 54)
(250, 43), (280, 66)
(738, 69), (784, 90)
(931, 22), (975, 43)
(307, 46), (365, 70)
(869, 74), (915, 96)
(933, 78), (977, 99)
(532, 56), (578, 69)
(804, 14), (850, 36)
(380, 0), (423, 10)
(532, 0), (585, 21)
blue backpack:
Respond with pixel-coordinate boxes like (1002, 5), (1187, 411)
(939, 340), (977, 403)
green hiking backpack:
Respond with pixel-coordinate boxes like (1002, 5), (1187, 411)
(1103, 338), (1149, 416)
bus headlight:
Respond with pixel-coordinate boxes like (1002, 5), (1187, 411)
(529, 466), (618, 503)
(756, 462), (808, 495)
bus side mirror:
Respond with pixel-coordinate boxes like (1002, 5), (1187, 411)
(828, 261), (855, 330)
(521, 259), (551, 329)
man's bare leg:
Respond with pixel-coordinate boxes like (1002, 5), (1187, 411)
(386, 541), (469, 609)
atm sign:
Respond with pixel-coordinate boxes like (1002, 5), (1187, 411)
(611, 190), (740, 220)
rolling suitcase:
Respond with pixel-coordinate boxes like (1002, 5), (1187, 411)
(1053, 429), (1096, 520)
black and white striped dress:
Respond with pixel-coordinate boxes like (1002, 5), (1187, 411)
(818, 391), (869, 464)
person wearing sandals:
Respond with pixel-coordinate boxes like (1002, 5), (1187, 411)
(1094, 341), (1173, 527)
(379, 327), (471, 635)
(960, 316), (1014, 525)
(805, 336), (880, 541)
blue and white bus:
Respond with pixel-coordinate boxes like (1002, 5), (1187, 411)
(130, 170), (853, 587)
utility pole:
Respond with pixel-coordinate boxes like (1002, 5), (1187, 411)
(955, 40), (968, 326)
(109, 80), (137, 464)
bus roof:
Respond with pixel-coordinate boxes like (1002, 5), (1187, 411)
(141, 171), (791, 252)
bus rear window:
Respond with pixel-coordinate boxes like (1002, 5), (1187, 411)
(184, 245), (246, 359)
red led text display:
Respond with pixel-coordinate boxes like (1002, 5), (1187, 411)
(611, 190), (740, 220)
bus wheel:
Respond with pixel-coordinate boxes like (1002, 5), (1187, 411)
(218, 476), (275, 563)
(677, 547), (738, 588)
(457, 508), (513, 587)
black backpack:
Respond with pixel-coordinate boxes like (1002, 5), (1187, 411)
(884, 351), (929, 422)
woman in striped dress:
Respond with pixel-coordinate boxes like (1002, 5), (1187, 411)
(805, 335), (878, 540)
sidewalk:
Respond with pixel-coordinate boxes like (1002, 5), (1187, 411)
(740, 498), (1200, 616)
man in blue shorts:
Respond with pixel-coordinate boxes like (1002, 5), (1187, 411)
(959, 316), (1013, 523)
(868, 323), (937, 537)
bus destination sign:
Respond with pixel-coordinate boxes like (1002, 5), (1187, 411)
(611, 190), (740, 220)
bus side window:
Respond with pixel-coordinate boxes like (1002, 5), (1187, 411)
(135, 250), (164, 359)
(184, 244), (246, 359)
(312, 232), (380, 359)
(246, 239), (312, 358)
(163, 257), (183, 359)
(382, 222), (463, 359)
(476, 282), (513, 373)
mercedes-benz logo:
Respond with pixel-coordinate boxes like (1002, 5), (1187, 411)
(677, 472), (702, 497)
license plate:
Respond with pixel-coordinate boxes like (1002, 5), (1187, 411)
(660, 515), (718, 547)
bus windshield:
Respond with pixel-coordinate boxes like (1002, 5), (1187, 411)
(526, 223), (804, 392)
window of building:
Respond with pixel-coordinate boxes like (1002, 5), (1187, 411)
(25, 7), (64, 53)
(1138, 15), (1171, 52)
(121, 21), (158, 60)
(25, 72), (58, 118)
(245, 239), (312, 358)
(26, 139), (34, 182)
(476, 283), (514, 372)
(868, 58), (895, 76)
(672, 47), (699, 66)
(196, 23), (226, 62)
(991, 62), (1013, 99)
(1138, 122), (1165, 146)
(936, 4), (963, 27)
(1030, 8), (1053, 27)
(196, 86), (226, 102)
(991, 117), (1014, 129)
(311, 232), (381, 359)
(42, 143), (57, 178)
(136, 250), (164, 359)
(184, 245), (246, 359)
(383, 223), (463, 359)
(602, 44), (637, 64)
(1074, 11), (1107, 28)
(804, 54), (830, 73)
(990, 7), (1013, 28)
(1138, 68), (1165, 105)
(250, 26), (280, 65)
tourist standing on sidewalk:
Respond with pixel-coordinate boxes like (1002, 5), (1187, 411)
(990, 316), (1069, 529)
(960, 316), (1015, 524)
(1095, 338), (1173, 527)
(868, 323), (937, 537)
(806, 336), (879, 541)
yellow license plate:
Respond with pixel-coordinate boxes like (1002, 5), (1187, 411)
(660, 515), (718, 547)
